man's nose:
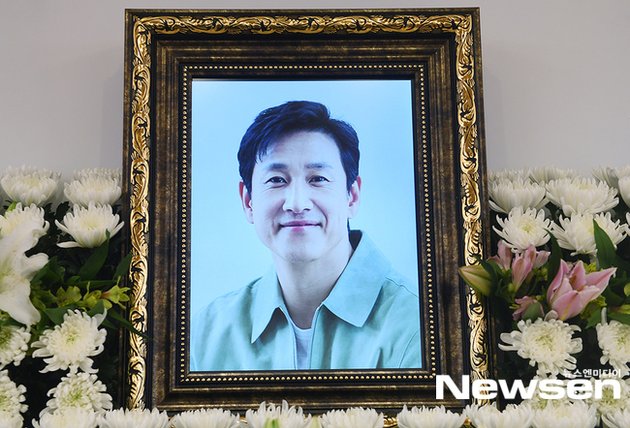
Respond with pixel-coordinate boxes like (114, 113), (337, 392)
(283, 182), (312, 213)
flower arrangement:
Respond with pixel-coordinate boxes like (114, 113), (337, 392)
(0, 166), (131, 426)
(459, 166), (630, 424)
(4, 164), (630, 428)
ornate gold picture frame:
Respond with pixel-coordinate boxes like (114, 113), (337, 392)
(122, 8), (489, 417)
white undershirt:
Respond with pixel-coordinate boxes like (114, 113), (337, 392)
(290, 320), (313, 369)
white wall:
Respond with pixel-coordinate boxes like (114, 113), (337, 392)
(1, 0), (629, 177)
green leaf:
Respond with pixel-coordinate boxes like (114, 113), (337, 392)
(603, 285), (625, 307)
(107, 308), (149, 339)
(586, 307), (603, 328)
(625, 283), (630, 297)
(114, 252), (132, 280)
(593, 220), (630, 273)
(608, 311), (630, 326)
(593, 220), (618, 269)
(78, 238), (110, 280)
(43, 307), (71, 325)
(31, 257), (65, 287)
(546, 233), (562, 281)
(55, 286), (82, 307)
(87, 299), (107, 317)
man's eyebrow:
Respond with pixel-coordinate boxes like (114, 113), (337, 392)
(262, 162), (333, 171)
(305, 162), (333, 170)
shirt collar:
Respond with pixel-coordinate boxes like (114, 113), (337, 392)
(250, 267), (287, 344)
(322, 231), (390, 327)
(249, 231), (391, 342)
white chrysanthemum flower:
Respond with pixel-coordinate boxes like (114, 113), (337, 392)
(593, 166), (621, 190)
(618, 176), (630, 207)
(170, 408), (241, 428)
(397, 404), (465, 428)
(499, 318), (582, 377)
(494, 207), (551, 251)
(531, 400), (598, 428)
(31, 310), (106, 373)
(489, 178), (548, 214)
(64, 176), (121, 208)
(0, 203), (49, 244)
(465, 403), (533, 428)
(98, 408), (170, 428)
(0, 409), (23, 428)
(603, 407), (630, 428)
(0, 166), (60, 206)
(55, 203), (124, 248)
(546, 177), (618, 216)
(0, 324), (30, 368)
(551, 212), (628, 256)
(521, 376), (575, 411)
(587, 376), (630, 417)
(593, 165), (630, 189)
(596, 319), (630, 377)
(246, 401), (312, 428)
(73, 168), (121, 183)
(319, 407), (383, 428)
(43, 372), (112, 416)
(489, 168), (530, 183)
(0, 231), (48, 325)
(529, 166), (578, 184)
(0, 370), (27, 418)
(33, 408), (98, 428)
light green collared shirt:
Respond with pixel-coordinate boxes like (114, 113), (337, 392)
(190, 231), (421, 371)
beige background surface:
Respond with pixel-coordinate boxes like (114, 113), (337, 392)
(1, 1), (629, 177)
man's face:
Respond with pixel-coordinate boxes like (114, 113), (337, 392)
(240, 130), (360, 265)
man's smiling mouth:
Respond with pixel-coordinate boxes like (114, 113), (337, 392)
(280, 220), (320, 228)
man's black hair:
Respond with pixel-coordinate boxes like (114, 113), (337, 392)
(237, 101), (360, 193)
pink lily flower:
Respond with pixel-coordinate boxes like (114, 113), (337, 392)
(511, 246), (550, 290)
(489, 240), (512, 270)
(513, 295), (544, 320)
(546, 260), (616, 320)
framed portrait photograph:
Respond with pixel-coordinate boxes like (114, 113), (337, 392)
(123, 8), (489, 418)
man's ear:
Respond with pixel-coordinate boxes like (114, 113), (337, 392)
(239, 181), (254, 224)
(348, 176), (361, 218)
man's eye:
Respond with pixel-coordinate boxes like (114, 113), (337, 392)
(310, 176), (329, 183)
(266, 176), (286, 184)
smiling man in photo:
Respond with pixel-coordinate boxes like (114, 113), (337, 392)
(190, 101), (421, 371)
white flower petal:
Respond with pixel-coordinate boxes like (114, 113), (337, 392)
(170, 408), (241, 428)
(98, 408), (169, 428)
(489, 178), (547, 213)
(320, 407), (383, 428)
(0, 325), (31, 369)
(397, 404), (465, 428)
(64, 177), (121, 207)
(246, 401), (312, 428)
(618, 176), (630, 207)
(465, 403), (533, 428)
(546, 177), (618, 216)
(498, 319), (582, 377)
(529, 167), (578, 184)
(0, 166), (60, 206)
(531, 400), (598, 428)
(31, 309), (107, 373)
(596, 320), (630, 377)
(551, 212), (628, 256)
(56, 203), (124, 249)
(43, 372), (112, 416)
(0, 370), (27, 417)
(603, 407), (630, 428)
(33, 408), (98, 428)
(494, 207), (551, 251)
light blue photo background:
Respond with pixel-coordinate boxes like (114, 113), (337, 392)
(191, 79), (418, 317)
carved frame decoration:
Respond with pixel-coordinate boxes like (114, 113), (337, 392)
(123, 8), (489, 420)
